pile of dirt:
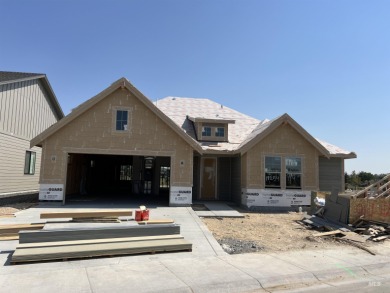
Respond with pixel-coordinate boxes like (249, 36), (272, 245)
(202, 211), (344, 254)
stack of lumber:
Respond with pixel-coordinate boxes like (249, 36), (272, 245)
(18, 225), (180, 243)
(0, 223), (44, 241)
(12, 224), (192, 264)
(40, 210), (133, 223)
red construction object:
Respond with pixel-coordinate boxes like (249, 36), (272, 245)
(142, 210), (149, 221)
(135, 210), (142, 221)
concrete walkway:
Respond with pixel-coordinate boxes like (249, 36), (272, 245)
(192, 201), (244, 218)
(1, 203), (390, 292)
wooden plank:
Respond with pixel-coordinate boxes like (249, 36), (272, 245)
(40, 210), (133, 219)
(0, 223), (44, 230)
(372, 235), (390, 242)
(0, 235), (19, 241)
(19, 224), (181, 244)
(71, 218), (120, 223)
(17, 235), (185, 249)
(138, 219), (174, 225)
(312, 230), (344, 237)
(0, 223), (44, 234)
(11, 238), (192, 263)
(341, 232), (367, 243)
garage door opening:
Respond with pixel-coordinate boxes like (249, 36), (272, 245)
(65, 154), (170, 204)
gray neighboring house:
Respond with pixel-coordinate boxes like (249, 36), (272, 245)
(0, 71), (64, 199)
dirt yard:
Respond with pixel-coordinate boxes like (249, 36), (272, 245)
(202, 210), (344, 254)
(0, 202), (37, 217)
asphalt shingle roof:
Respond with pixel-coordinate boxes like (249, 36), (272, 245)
(155, 97), (262, 151)
(155, 96), (355, 157)
(0, 71), (45, 84)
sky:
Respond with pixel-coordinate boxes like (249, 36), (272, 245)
(1, 0), (389, 174)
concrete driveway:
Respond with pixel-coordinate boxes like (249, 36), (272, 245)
(1, 202), (390, 292)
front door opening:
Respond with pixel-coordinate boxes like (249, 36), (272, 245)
(201, 157), (217, 200)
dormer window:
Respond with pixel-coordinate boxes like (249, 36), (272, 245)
(215, 127), (225, 137)
(187, 116), (235, 142)
(202, 127), (211, 137)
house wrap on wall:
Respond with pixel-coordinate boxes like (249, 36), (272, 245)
(0, 71), (64, 198)
(31, 78), (356, 207)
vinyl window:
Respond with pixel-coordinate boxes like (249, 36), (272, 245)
(265, 156), (281, 188)
(285, 157), (302, 189)
(24, 151), (36, 175)
(215, 127), (225, 137)
(116, 110), (128, 131)
(202, 126), (211, 137)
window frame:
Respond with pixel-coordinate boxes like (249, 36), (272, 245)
(116, 110), (128, 131)
(215, 127), (225, 137)
(112, 107), (132, 133)
(24, 151), (36, 175)
(202, 126), (212, 137)
(285, 157), (302, 189)
(264, 156), (282, 188)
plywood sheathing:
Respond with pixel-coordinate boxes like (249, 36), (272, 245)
(350, 198), (390, 224)
(37, 86), (194, 187)
(242, 123), (319, 190)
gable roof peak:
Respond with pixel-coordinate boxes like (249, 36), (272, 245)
(31, 77), (203, 153)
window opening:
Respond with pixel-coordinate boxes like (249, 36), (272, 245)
(286, 157), (302, 189)
(160, 166), (170, 188)
(265, 156), (281, 188)
(202, 126), (211, 137)
(116, 110), (128, 131)
(215, 127), (225, 137)
(119, 165), (132, 181)
(24, 151), (36, 175)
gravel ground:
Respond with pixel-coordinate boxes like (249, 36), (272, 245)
(202, 210), (345, 254)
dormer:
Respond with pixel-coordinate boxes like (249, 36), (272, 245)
(187, 116), (235, 142)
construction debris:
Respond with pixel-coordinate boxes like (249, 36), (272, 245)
(352, 218), (390, 242)
(300, 208), (390, 255)
(350, 174), (390, 223)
